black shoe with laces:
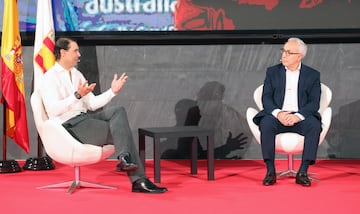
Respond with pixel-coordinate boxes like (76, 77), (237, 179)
(263, 170), (276, 186)
(132, 178), (168, 193)
(116, 153), (138, 172)
(295, 172), (311, 187)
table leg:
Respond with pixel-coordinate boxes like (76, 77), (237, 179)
(191, 137), (198, 175)
(139, 133), (146, 172)
(154, 137), (161, 183)
(207, 133), (215, 180)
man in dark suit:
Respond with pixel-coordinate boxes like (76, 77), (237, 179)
(253, 37), (321, 187)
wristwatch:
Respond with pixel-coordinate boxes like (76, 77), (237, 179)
(74, 91), (82, 99)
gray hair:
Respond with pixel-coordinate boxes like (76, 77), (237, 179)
(288, 37), (307, 57)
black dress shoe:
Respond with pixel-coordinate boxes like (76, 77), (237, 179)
(132, 178), (168, 194)
(263, 171), (276, 186)
(296, 172), (311, 186)
(116, 153), (138, 172)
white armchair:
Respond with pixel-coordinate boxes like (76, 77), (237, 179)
(30, 90), (116, 193)
(246, 83), (332, 179)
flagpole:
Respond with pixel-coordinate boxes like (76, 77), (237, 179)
(2, 102), (6, 160)
(0, 101), (21, 173)
(37, 134), (42, 157)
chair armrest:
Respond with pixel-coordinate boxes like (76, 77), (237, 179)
(246, 107), (261, 143)
(319, 107), (332, 144)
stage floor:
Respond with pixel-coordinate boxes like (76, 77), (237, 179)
(1, 159), (359, 214)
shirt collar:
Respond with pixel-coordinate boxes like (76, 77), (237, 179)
(53, 62), (76, 73)
(285, 63), (301, 73)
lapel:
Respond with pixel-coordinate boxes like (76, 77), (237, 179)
(297, 64), (306, 100)
(279, 65), (286, 104)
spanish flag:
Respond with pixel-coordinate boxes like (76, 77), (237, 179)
(1, 0), (30, 153)
(33, 0), (55, 91)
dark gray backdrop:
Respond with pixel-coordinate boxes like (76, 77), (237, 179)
(1, 43), (360, 160)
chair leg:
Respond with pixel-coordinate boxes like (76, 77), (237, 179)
(277, 154), (298, 178)
(38, 166), (117, 194)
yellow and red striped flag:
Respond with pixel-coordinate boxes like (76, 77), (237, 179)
(1, 0), (30, 153)
(33, 0), (55, 91)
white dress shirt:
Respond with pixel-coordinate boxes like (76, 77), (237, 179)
(41, 62), (116, 124)
(282, 69), (300, 112)
(272, 64), (304, 120)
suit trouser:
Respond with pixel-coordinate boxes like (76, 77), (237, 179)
(259, 115), (321, 165)
(62, 106), (145, 183)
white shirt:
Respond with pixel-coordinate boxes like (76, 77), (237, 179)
(282, 69), (299, 112)
(41, 62), (116, 124)
(272, 64), (304, 120)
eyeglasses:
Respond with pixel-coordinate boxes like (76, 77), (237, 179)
(280, 48), (300, 56)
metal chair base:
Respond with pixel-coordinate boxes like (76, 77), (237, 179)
(277, 169), (298, 178)
(38, 180), (116, 194)
(277, 154), (319, 181)
(38, 165), (116, 194)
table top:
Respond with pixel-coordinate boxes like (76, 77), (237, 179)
(138, 126), (213, 137)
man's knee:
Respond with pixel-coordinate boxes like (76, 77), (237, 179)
(115, 106), (126, 113)
(304, 117), (321, 131)
(107, 106), (127, 119)
(110, 106), (126, 115)
(259, 115), (277, 131)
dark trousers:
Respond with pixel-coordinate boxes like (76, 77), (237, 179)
(62, 106), (145, 183)
(259, 115), (321, 165)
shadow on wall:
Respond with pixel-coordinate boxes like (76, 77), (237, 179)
(327, 99), (360, 159)
(161, 81), (250, 159)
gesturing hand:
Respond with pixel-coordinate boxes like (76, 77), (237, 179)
(111, 73), (128, 94)
(77, 80), (96, 97)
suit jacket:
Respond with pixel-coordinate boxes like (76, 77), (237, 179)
(253, 63), (321, 125)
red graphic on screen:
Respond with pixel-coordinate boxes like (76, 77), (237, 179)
(175, 0), (235, 30)
(237, 0), (279, 10)
(175, 0), (328, 30)
(299, 0), (323, 8)
(236, 0), (323, 10)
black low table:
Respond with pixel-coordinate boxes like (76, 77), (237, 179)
(138, 126), (214, 183)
